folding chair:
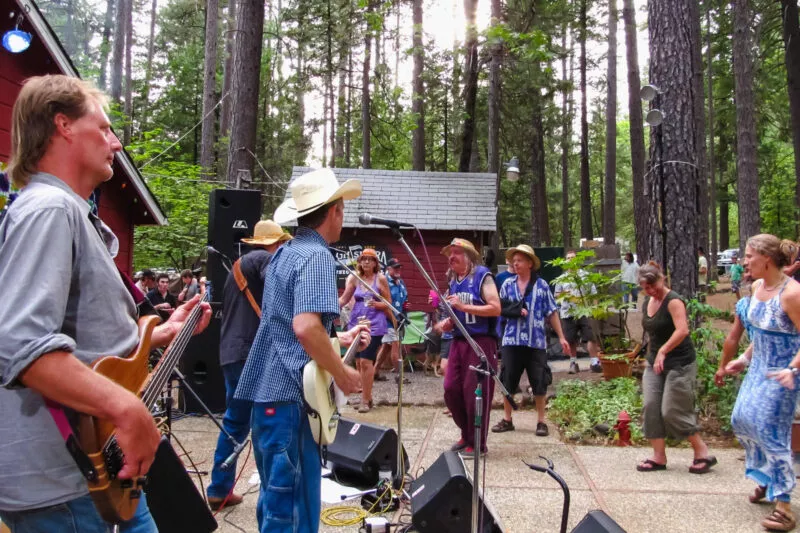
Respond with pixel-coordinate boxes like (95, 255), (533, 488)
(399, 311), (427, 372)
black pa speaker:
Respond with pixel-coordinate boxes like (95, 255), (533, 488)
(410, 451), (503, 533)
(325, 418), (408, 487)
(207, 189), (262, 301)
(571, 511), (626, 533)
(179, 302), (226, 414)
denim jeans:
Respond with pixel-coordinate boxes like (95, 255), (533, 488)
(207, 360), (253, 499)
(622, 283), (639, 305)
(251, 402), (320, 533)
(0, 493), (156, 533)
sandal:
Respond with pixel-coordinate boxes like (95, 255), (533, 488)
(636, 459), (667, 472)
(750, 486), (767, 504)
(761, 509), (797, 531)
(688, 456), (717, 474)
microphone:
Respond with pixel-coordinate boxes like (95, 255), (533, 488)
(220, 439), (249, 471)
(358, 213), (414, 228)
(206, 245), (223, 256)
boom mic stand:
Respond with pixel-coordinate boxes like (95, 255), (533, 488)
(362, 225), (518, 533)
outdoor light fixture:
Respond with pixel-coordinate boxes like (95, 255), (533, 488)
(645, 109), (664, 127)
(639, 84), (661, 102)
(2, 14), (32, 54)
(505, 156), (520, 182)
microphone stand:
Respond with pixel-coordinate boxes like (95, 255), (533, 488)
(370, 225), (517, 533)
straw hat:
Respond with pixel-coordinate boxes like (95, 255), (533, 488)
(441, 238), (481, 263)
(357, 248), (380, 262)
(506, 244), (541, 271)
(274, 168), (362, 224)
(241, 220), (293, 246)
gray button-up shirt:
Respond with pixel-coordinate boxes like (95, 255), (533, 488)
(0, 172), (139, 511)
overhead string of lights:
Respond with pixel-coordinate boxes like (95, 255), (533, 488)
(3, 12), (32, 53)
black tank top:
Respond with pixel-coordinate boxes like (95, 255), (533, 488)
(642, 290), (696, 371)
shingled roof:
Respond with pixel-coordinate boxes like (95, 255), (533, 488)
(289, 167), (497, 231)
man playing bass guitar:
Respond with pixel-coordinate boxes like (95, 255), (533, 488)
(0, 75), (211, 532)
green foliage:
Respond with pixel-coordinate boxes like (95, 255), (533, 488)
(548, 378), (644, 443)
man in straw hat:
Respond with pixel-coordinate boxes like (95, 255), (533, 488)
(491, 245), (570, 437)
(235, 168), (368, 533)
(0, 75), (211, 531)
(207, 220), (291, 510)
(434, 238), (501, 457)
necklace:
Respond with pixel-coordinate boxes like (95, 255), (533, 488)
(762, 275), (786, 292)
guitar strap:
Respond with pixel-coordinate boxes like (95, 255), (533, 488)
(233, 258), (262, 317)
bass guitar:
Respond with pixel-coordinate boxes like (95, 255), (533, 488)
(303, 319), (369, 445)
(77, 294), (209, 523)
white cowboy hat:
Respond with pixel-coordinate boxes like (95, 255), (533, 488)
(241, 220), (293, 246)
(274, 168), (361, 224)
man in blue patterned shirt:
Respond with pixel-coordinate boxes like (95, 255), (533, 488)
(235, 168), (366, 533)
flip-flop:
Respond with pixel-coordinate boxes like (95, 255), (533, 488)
(636, 459), (667, 472)
(689, 456), (718, 474)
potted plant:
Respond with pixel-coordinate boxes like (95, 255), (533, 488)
(549, 250), (640, 380)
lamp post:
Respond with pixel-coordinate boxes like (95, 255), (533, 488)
(640, 85), (669, 281)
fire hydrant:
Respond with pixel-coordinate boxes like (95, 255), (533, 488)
(614, 410), (632, 446)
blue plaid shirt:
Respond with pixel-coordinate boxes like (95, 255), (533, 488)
(235, 227), (340, 404)
(500, 276), (558, 350)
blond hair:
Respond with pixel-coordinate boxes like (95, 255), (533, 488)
(8, 75), (107, 188)
(638, 261), (665, 285)
(746, 234), (798, 268)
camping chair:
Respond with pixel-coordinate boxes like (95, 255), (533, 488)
(400, 311), (427, 373)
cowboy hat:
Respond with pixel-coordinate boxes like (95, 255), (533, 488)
(357, 248), (379, 262)
(274, 168), (361, 224)
(441, 238), (481, 263)
(506, 244), (541, 271)
(241, 220), (293, 246)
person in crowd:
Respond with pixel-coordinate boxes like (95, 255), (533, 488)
(374, 258), (408, 382)
(730, 254), (745, 299)
(717, 235), (800, 532)
(782, 240), (800, 283)
(0, 74), (211, 532)
(147, 272), (177, 320)
(135, 268), (156, 295)
(495, 257), (516, 338)
(234, 168), (367, 533)
(178, 269), (200, 302)
(621, 252), (640, 309)
(636, 262), (717, 475)
(491, 245), (570, 437)
(434, 239), (501, 457)
(338, 248), (391, 413)
(698, 246), (709, 293)
(554, 250), (601, 373)
(206, 220), (292, 511)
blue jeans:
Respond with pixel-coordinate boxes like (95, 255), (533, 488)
(0, 493), (156, 533)
(207, 360), (253, 499)
(251, 402), (320, 533)
(622, 283), (639, 305)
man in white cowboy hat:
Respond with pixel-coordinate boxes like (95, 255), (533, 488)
(434, 238), (501, 457)
(206, 220), (291, 510)
(235, 168), (368, 533)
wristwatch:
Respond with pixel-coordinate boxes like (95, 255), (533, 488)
(790, 366), (800, 377)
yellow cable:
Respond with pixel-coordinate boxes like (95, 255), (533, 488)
(320, 484), (394, 526)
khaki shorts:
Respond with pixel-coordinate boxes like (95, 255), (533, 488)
(382, 328), (399, 343)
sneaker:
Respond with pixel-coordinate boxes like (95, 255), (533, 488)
(460, 446), (487, 458)
(491, 418), (515, 433)
(590, 362), (603, 373)
(569, 361), (580, 374)
(535, 422), (549, 437)
(450, 439), (468, 452)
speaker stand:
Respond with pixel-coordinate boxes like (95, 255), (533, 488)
(524, 457), (570, 533)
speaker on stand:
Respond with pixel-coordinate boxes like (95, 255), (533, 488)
(325, 418), (408, 488)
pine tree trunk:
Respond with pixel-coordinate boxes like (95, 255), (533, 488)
(781, 0), (800, 236)
(732, 0), (761, 246)
(720, 182), (730, 250)
(98, 0), (115, 91)
(579, 0), (592, 239)
(361, 1), (374, 169)
(139, 0), (158, 134)
(603, 0), (618, 244)
(346, 42), (353, 167)
(459, 0), (479, 172)
(110, 0), (126, 103)
(219, 0), (237, 143)
(412, 0), (426, 171)
(707, 2), (717, 275)
(225, 0), (265, 186)
(200, 0), (219, 178)
(648, 0), (701, 297)
(623, 0), (648, 262)
(530, 94), (550, 246)
(561, 27), (572, 249)
(123, 0), (133, 145)
(326, 0), (336, 167)
(690, 0), (708, 256)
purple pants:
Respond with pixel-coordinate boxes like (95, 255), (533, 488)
(443, 336), (498, 452)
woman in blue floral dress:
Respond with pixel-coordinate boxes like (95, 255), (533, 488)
(726, 234), (800, 532)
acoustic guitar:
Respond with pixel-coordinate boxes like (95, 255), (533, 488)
(77, 294), (208, 523)
(303, 319), (370, 445)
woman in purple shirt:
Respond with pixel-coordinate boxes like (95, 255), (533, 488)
(339, 248), (391, 413)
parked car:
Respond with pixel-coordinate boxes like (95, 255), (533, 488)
(717, 248), (739, 275)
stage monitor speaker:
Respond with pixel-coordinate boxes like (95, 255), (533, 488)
(207, 188), (262, 300)
(325, 418), (408, 488)
(410, 451), (503, 533)
(571, 510), (626, 533)
(179, 302), (226, 414)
